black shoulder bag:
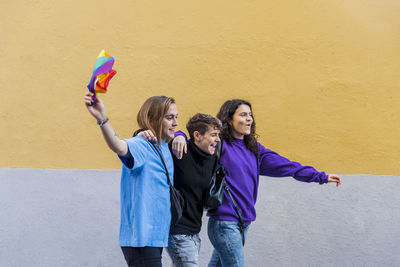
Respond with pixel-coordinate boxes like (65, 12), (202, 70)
(205, 141), (226, 210)
(205, 141), (246, 245)
(151, 142), (185, 227)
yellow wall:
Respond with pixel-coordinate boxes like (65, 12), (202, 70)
(1, 1), (399, 174)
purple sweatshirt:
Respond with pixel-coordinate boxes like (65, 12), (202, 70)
(207, 138), (328, 225)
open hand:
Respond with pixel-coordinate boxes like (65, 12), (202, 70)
(172, 135), (187, 159)
(137, 130), (158, 143)
(327, 174), (342, 187)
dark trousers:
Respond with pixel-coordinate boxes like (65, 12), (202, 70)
(121, 246), (163, 267)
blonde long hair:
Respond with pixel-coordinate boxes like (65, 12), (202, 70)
(137, 96), (175, 144)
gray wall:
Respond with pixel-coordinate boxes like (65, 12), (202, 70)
(0, 169), (398, 267)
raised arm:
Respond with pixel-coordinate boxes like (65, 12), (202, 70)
(84, 92), (128, 156)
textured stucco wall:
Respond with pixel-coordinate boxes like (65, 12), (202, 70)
(1, 1), (400, 174)
(1, 169), (399, 267)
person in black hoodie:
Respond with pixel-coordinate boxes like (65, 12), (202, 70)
(138, 113), (221, 267)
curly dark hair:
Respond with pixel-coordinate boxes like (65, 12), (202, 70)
(216, 99), (259, 157)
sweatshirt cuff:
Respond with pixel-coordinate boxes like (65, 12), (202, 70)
(319, 172), (329, 184)
(174, 130), (188, 143)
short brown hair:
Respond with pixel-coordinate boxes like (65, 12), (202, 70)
(137, 96), (175, 144)
(186, 113), (221, 140)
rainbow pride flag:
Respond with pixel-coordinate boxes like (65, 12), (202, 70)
(87, 50), (117, 97)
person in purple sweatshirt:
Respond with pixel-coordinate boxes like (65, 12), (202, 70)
(172, 99), (342, 267)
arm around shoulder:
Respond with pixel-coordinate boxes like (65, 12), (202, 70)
(171, 131), (188, 159)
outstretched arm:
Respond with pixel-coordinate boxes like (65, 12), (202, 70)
(258, 143), (341, 186)
(84, 92), (128, 156)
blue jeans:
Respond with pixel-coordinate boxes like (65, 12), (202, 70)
(207, 218), (249, 267)
(166, 234), (201, 267)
